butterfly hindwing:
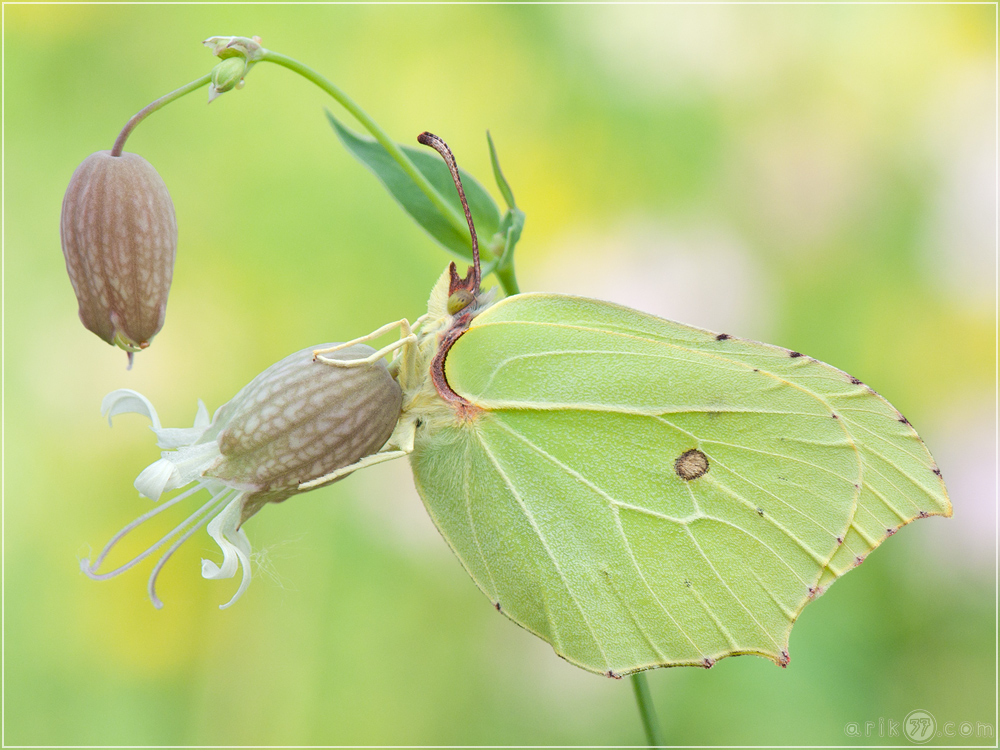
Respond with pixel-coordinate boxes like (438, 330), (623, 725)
(409, 293), (950, 675)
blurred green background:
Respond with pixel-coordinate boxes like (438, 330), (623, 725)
(4, 4), (995, 746)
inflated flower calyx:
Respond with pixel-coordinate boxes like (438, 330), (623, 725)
(80, 343), (403, 609)
(205, 343), (404, 522)
(60, 151), (177, 367)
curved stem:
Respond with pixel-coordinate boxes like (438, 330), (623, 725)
(111, 73), (212, 156)
(631, 672), (664, 746)
(260, 50), (470, 243)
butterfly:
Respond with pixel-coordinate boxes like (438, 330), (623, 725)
(307, 132), (952, 677)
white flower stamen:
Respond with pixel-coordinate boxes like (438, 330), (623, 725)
(80, 481), (210, 581)
(148, 489), (236, 609)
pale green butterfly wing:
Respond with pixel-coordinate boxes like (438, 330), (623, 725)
(409, 293), (951, 676)
(814, 381), (947, 587)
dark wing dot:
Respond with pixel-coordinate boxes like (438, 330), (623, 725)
(715, 333), (731, 341)
(789, 351), (803, 358)
(675, 449), (709, 480)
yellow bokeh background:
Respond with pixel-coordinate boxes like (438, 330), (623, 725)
(4, 4), (995, 746)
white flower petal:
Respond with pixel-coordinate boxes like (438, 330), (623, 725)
(101, 389), (163, 431)
(151, 400), (214, 449)
(134, 458), (180, 501)
(194, 399), (210, 430)
(201, 496), (253, 609)
(101, 389), (213, 449)
(167, 442), (224, 487)
(155, 426), (210, 450)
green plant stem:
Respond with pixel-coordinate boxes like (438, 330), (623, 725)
(111, 74), (212, 156)
(631, 672), (663, 746)
(494, 261), (520, 297)
(260, 50), (470, 245)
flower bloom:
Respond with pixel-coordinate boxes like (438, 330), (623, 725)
(60, 151), (177, 366)
(81, 343), (403, 608)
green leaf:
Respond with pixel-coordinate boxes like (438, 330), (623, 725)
(327, 112), (501, 262)
(487, 131), (517, 209)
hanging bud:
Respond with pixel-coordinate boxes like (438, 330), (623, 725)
(60, 151), (177, 366)
(208, 57), (248, 102)
(80, 343), (404, 609)
(203, 35), (265, 102)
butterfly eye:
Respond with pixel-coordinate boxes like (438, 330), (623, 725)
(447, 289), (475, 315)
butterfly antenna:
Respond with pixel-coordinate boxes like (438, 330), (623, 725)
(417, 132), (481, 295)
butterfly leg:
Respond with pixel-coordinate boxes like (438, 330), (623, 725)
(297, 417), (417, 491)
(296, 449), (411, 491)
(313, 318), (417, 368)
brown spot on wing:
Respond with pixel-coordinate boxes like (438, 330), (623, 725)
(675, 449), (709, 481)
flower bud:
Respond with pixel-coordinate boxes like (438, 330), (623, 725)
(203, 35), (264, 102)
(60, 151), (177, 364)
(81, 342), (404, 609)
(208, 57), (248, 103)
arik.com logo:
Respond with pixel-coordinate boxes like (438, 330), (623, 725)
(845, 709), (994, 743)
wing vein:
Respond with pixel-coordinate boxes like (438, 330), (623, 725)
(488, 417), (704, 656)
(684, 526), (783, 652)
(475, 430), (611, 670)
